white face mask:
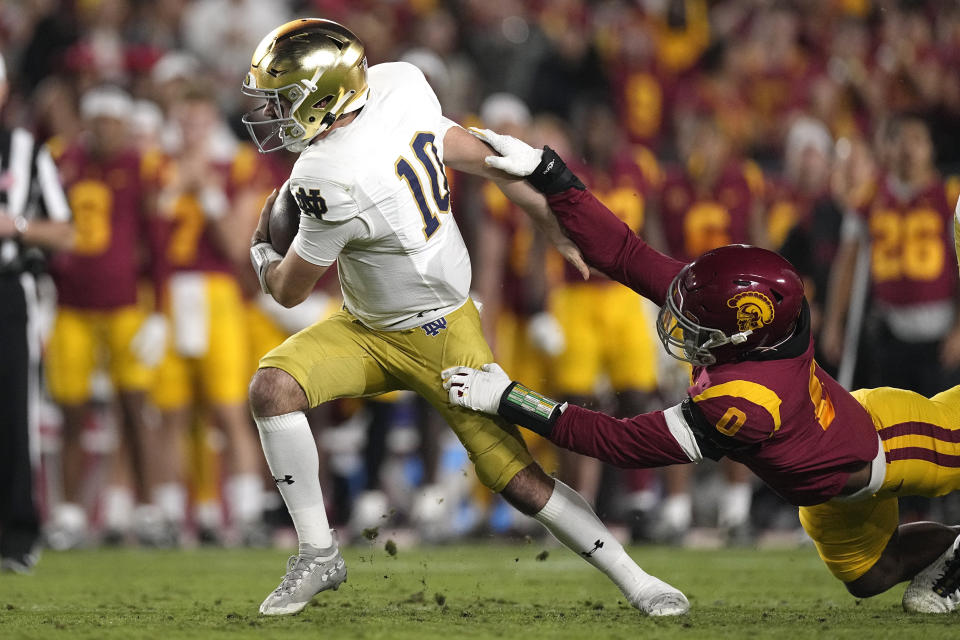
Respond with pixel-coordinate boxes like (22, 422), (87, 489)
(241, 79), (314, 153)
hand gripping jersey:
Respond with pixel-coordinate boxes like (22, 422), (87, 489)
(542, 185), (879, 506)
(289, 62), (469, 331)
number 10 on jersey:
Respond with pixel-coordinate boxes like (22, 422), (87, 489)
(395, 131), (450, 239)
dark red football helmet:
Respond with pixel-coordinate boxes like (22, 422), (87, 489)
(656, 245), (805, 366)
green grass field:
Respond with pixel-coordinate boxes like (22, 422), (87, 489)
(0, 542), (957, 639)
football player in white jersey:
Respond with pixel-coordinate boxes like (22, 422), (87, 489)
(244, 19), (687, 617)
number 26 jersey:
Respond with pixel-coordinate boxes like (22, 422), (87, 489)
(289, 61), (468, 331)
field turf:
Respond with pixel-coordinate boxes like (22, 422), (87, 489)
(0, 542), (956, 639)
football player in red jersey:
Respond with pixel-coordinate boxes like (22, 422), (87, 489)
(149, 87), (266, 543)
(765, 117), (833, 251)
(653, 113), (766, 540)
(548, 103), (662, 509)
(45, 86), (166, 547)
(445, 130), (960, 614)
(658, 113), (768, 263)
(823, 114), (960, 396)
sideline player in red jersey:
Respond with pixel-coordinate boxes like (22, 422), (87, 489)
(657, 113), (767, 263)
(45, 86), (166, 547)
(444, 129), (960, 614)
(548, 103), (662, 508)
(822, 114), (960, 396)
(654, 113), (766, 540)
(149, 87), (266, 543)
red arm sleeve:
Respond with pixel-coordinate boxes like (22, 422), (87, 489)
(546, 187), (686, 306)
(550, 404), (693, 468)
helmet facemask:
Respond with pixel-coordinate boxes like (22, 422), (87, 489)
(241, 20), (370, 153)
(242, 78), (309, 153)
(656, 272), (752, 367)
(242, 74), (365, 153)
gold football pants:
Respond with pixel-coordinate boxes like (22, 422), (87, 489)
(259, 299), (534, 492)
(800, 385), (960, 582)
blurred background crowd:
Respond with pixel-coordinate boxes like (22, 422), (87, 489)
(2, 0), (960, 553)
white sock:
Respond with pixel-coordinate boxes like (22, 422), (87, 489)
(624, 489), (658, 513)
(661, 493), (692, 533)
(52, 502), (88, 531)
(256, 412), (333, 549)
(226, 473), (264, 526)
(153, 482), (187, 524)
(718, 482), (752, 529)
(102, 486), (133, 532)
(534, 479), (676, 603)
(194, 500), (223, 530)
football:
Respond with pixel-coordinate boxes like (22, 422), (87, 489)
(268, 179), (301, 255)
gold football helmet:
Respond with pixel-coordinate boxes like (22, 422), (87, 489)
(242, 19), (369, 153)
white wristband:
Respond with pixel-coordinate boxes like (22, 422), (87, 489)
(250, 242), (282, 295)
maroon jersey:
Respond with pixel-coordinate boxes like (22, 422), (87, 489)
(765, 178), (819, 250)
(51, 143), (149, 309)
(545, 185), (878, 506)
(155, 148), (264, 276)
(481, 182), (540, 316)
(860, 176), (958, 307)
(561, 148), (658, 284)
(658, 160), (763, 262)
(610, 65), (677, 152)
(743, 54), (819, 151)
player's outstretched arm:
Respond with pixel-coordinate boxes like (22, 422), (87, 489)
(441, 124), (589, 280)
(441, 365), (697, 468)
(470, 129), (685, 306)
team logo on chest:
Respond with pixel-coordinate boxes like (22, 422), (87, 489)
(727, 291), (775, 332)
(421, 317), (447, 337)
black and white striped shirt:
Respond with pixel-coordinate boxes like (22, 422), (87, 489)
(0, 126), (71, 272)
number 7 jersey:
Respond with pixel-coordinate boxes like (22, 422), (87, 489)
(288, 62), (469, 331)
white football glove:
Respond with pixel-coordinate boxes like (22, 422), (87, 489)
(441, 363), (512, 414)
(527, 312), (566, 356)
(130, 313), (168, 368)
(470, 128), (543, 177)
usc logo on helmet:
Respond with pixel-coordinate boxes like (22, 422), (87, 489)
(726, 292), (775, 332)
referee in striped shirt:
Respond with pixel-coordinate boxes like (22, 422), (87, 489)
(0, 53), (73, 573)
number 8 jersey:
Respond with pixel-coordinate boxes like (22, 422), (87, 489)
(288, 62), (469, 331)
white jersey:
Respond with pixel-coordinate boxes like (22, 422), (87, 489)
(290, 62), (470, 331)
